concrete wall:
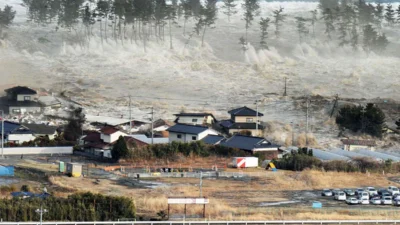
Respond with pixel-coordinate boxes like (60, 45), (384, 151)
(345, 145), (375, 151)
(17, 94), (35, 101)
(9, 106), (41, 114)
(101, 131), (126, 143)
(7, 133), (35, 144)
(1, 147), (73, 155)
(169, 129), (219, 143)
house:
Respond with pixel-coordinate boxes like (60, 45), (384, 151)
(152, 119), (174, 132)
(81, 126), (147, 158)
(219, 106), (264, 136)
(220, 135), (281, 159)
(1, 121), (35, 144)
(341, 139), (377, 151)
(174, 113), (217, 126)
(202, 135), (226, 145)
(38, 96), (62, 109)
(4, 86), (42, 114)
(22, 123), (57, 140)
(167, 124), (219, 143)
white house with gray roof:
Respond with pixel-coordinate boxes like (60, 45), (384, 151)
(167, 124), (219, 143)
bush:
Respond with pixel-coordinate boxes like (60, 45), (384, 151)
(20, 185), (32, 192)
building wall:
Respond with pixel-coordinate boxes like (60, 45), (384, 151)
(177, 116), (206, 125)
(229, 129), (262, 137)
(2, 147), (73, 155)
(346, 144), (375, 151)
(9, 106), (41, 114)
(7, 133), (35, 144)
(169, 129), (219, 143)
(234, 116), (259, 123)
(17, 94), (36, 102)
(33, 132), (56, 140)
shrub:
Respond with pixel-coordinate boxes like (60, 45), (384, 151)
(20, 185), (32, 192)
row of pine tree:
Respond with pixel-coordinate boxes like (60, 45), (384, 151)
(2, 0), (399, 54)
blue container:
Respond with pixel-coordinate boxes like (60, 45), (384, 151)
(0, 166), (14, 176)
(312, 201), (322, 208)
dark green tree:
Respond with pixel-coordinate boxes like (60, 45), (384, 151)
(181, 0), (192, 35)
(375, 3), (384, 28)
(384, 4), (395, 26)
(166, 3), (178, 49)
(310, 9), (318, 38)
(319, 0), (338, 12)
(112, 136), (129, 161)
(198, 0), (217, 47)
(0, 5), (16, 38)
(362, 24), (377, 53)
(259, 17), (270, 49)
(396, 119), (400, 129)
(58, 0), (83, 30)
(97, 0), (111, 42)
(322, 8), (335, 39)
(273, 7), (285, 38)
(222, 0), (237, 22)
(295, 17), (308, 42)
(350, 24), (359, 51)
(363, 103), (386, 138)
(397, 5), (400, 23)
(242, 0), (260, 42)
(64, 107), (85, 142)
(373, 33), (389, 53)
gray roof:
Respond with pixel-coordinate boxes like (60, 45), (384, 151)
(129, 134), (169, 144)
(167, 124), (209, 135)
(202, 135), (225, 145)
(22, 123), (57, 135)
(5, 86), (37, 95)
(228, 106), (264, 117)
(220, 135), (280, 151)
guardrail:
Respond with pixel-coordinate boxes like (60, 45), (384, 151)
(1, 221), (400, 225)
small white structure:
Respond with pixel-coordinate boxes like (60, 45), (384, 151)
(174, 113), (217, 126)
(341, 139), (376, 151)
(100, 126), (127, 143)
(231, 157), (258, 168)
(167, 124), (219, 143)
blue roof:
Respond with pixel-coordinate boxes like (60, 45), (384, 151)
(1, 121), (22, 135)
(228, 106), (264, 117)
(220, 135), (280, 151)
(202, 135), (225, 145)
(167, 124), (209, 135)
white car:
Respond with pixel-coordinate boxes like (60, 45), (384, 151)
(359, 197), (370, 205)
(356, 188), (365, 195)
(388, 186), (400, 196)
(394, 199), (400, 206)
(382, 196), (393, 205)
(370, 197), (381, 205)
(357, 191), (369, 200)
(334, 191), (346, 201)
(321, 189), (333, 196)
(366, 187), (378, 196)
(332, 189), (341, 196)
(346, 197), (359, 205)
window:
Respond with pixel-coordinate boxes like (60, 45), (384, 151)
(246, 118), (253, 122)
(12, 109), (21, 113)
(192, 136), (197, 141)
(192, 118), (198, 123)
(177, 134), (182, 139)
(24, 96), (31, 101)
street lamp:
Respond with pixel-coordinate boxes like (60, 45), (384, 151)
(0, 110), (4, 158)
(35, 205), (48, 225)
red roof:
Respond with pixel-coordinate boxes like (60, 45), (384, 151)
(100, 126), (120, 135)
(341, 139), (376, 146)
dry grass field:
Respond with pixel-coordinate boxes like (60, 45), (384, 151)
(50, 169), (400, 220)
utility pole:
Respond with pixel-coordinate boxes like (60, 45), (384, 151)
(199, 171), (203, 197)
(129, 95), (132, 134)
(283, 77), (287, 96)
(151, 107), (154, 145)
(306, 97), (310, 146)
(255, 100), (260, 136)
(330, 94), (339, 118)
(1, 110), (4, 158)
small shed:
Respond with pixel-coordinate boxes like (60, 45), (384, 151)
(59, 161), (65, 173)
(66, 163), (82, 177)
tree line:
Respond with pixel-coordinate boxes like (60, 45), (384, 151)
(0, 192), (135, 221)
(1, 0), (396, 55)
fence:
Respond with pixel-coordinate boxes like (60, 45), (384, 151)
(1, 147), (73, 155)
(1, 220), (400, 225)
(127, 171), (278, 179)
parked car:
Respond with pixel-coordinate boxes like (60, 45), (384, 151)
(359, 197), (370, 205)
(382, 196), (393, 205)
(394, 199), (400, 206)
(382, 191), (392, 197)
(393, 194), (400, 201)
(370, 197), (381, 205)
(332, 189), (341, 196)
(388, 186), (400, 195)
(344, 189), (355, 196)
(378, 188), (387, 195)
(366, 187), (378, 196)
(321, 189), (333, 196)
(356, 188), (365, 195)
(357, 191), (370, 200)
(334, 191), (346, 201)
(346, 197), (359, 205)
